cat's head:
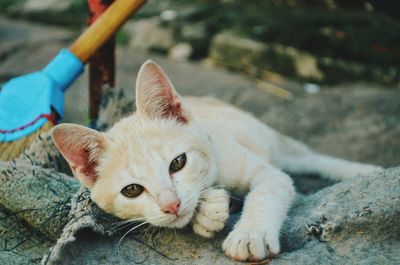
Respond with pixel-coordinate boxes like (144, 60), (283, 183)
(52, 61), (217, 228)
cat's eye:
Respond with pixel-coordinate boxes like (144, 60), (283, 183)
(121, 184), (144, 198)
(169, 153), (186, 173)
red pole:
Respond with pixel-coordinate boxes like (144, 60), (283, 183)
(87, 0), (115, 127)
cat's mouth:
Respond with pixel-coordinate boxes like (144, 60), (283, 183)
(163, 211), (193, 228)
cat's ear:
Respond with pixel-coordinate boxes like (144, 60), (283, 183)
(52, 124), (107, 189)
(135, 60), (190, 123)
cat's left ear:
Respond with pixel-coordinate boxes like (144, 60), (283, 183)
(52, 124), (107, 189)
(135, 60), (191, 123)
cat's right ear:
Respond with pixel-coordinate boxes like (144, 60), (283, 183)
(52, 124), (107, 189)
(135, 60), (191, 123)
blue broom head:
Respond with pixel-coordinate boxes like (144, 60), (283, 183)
(0, 49), (84, 142)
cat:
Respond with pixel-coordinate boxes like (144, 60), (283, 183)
(52, 60), (382, 262)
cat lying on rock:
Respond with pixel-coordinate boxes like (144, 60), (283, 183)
(52, 61), (381, 262)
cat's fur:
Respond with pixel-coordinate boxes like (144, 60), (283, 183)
(52, 61), (381, 261)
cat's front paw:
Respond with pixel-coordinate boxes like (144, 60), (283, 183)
(222, 227), (280, 261)
(192, 188), (229, 238)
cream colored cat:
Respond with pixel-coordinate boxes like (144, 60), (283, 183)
(52, 61), (381, 262)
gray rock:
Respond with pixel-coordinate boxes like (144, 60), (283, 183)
(209, 31), (266, 75)
(276, 167), (400, 265)
(160, 10), (178, 23)
(176, 21), (210, 58)
(180, 22), (208, 42)
(21, 0), (72, 12)
(168, 42), (193, 61)
(209, 31), (324, 80)
(124, 18), (175, 53)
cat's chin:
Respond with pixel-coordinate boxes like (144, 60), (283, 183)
(155, 211), (194, 229)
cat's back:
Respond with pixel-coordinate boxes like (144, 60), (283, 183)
(186, 96), (268, 131)
(186, 97), (278, 160)
(186, 97), (245, 121)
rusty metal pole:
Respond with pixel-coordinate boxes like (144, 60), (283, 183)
(87, 0), (115, 128)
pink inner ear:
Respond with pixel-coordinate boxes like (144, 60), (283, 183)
(69, 148), (98, 184)
(52, 125), (104, 188)
(60, 143), (98, 185)
(161, 93), (187, 124)
(137, 61), (189, 124)
(69, 149), (88, 167)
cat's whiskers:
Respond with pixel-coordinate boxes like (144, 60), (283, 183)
(198, 184), (242, 202)
(141, 223), (156, 239)
(198, 185), (226, 196)
(178, 178), (212, 215)
(147, 212), (173, 226)
(180, 189), (202, 214)
(109, 217), (146, 233)
(180, 195), (197, 212)
(205, 184), (229, 190)
(183, 172), (233, 221)
(110, 217), (146, 228)
(117, 221), (150, 256)
(112, 220), (145, 233)
(227, 194), (242, 202)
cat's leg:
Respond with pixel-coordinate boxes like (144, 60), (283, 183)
(221, 151), (295, 261)
(192, 188), (230, 238)
(273, 136), (382, 180)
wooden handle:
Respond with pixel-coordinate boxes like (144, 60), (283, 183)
(69, 0), (146, 62)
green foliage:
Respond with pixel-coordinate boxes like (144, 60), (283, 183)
(115, 30), (130, 46)
(0, 0), (24, 12)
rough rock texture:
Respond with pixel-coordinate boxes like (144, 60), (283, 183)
(168, 42), (193, 61)
(209, 32), (324, 81)
(21, 0), (71, 12)
(279, 167), (400, 265)
(125, 18), (176, 53)
(0, 133), (120, 265)
(0, 162), (78, 239)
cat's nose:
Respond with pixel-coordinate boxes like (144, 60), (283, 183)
(161, 200), (180, 215)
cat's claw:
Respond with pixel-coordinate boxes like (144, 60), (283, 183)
(222, 227), (280, 261)
(192, 188), (230, 238)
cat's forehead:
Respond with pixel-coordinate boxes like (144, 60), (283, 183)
(105, 115), (192, 155)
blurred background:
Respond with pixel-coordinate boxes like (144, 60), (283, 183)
(2, 0), (400, 83)
(0, 0), (399, 167)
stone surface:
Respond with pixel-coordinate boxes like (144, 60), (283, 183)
(22, 0), (71, 12)
(168, 42), (193, 61)
(124, 18), (176, 53)
(178, 21), (210, 57)
(209, 32), (266, 75)
(210, 32), (315, 80)
(209, 31), (325, 80)
(279, 167), (400, 264)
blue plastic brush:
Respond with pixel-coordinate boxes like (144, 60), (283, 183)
(0, 0), (146, 160)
